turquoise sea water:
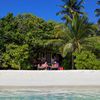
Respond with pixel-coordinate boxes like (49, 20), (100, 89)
(0, 87), (100, 100)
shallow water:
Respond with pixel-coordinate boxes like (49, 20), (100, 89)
(0, 87), (100, 100)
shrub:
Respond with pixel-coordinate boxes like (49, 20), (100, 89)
(74, 51), (100, 69)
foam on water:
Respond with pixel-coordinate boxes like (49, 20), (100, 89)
(0, 87), (100, 100)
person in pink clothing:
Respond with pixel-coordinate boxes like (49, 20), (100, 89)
(38, 61), (48, 70)
(41, 61), (48, 69)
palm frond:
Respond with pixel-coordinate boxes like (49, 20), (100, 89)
(97, 1), (100, 5)
(43, 39), (64, 47)
(82, 36), (100, 51)
(59, 43), (73, 57)
(77, 0), (84, 7)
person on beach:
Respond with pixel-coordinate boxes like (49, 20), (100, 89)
(38, 61), (48, 70)
(51, 61), (59, 70)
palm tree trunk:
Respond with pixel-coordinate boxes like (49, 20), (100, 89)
(71, 52), (74, 69)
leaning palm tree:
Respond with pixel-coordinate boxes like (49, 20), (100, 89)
(57, 0), (85, 21)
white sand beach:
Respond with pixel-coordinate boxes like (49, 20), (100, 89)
(0, 70), (100, 87)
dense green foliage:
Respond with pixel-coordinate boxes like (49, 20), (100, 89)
(0, 0), (100, 70)
(74, 51), (100, 69)
(0, 13), (58, 69)
(1, 44), (30, 69)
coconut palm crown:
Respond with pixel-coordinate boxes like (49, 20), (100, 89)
(57, 0), (85, 21)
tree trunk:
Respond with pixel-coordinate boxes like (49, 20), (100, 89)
(71, 52), (74, 69)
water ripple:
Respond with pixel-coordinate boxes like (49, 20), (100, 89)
(0, 87), (100, 100)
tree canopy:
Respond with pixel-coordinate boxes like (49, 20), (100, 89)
(0, 0), (100, 70)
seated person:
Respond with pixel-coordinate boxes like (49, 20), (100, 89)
(38, 61), (48, 70)
(51, 61), (59, 70)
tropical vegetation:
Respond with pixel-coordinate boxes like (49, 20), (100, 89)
(0, 0), (100, 70)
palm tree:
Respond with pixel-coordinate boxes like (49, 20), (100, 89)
(95, 0), (100, 24)
(62, 15), (95, 69)
(45, 0), (95, 69)
(57, 0), (85, 21)
(45, 14), (95, 69)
